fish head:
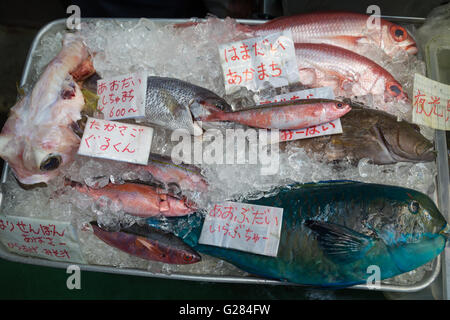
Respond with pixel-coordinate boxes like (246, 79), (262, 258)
(374, 188), (448, 272)
(376, 120), (435, 163)
(0, 84), (84, 185)
(322, 100), (352, 119)
(190, 94), (232, 119)
(381, 21), (418, 56)
(384, 80), (409, 103)
(0, 33), (89, 186)
(174, 246), (202, 264)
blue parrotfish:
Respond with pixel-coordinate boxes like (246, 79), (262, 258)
(147, 181), (449, 287)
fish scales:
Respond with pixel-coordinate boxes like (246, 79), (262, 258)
(148, 181), (448, 286)
(145, 76), (232, 134)
(239, 12), (417, 57)
(294, 43), (408, 103)
(281, 107), (435, 165)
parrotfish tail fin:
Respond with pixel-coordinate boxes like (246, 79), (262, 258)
(304, 220), (374, 263)
(196, 101), (227, 122)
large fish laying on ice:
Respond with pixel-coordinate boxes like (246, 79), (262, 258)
(294, 43), (409, 104)
(198, 99), (351, 130)
(281, 106), (436, 165)
(0, 33), (92, 185)
(66, 179), (196, 218)
(236, 12), (418, 58)
(0, 33), (231, 186)
(148, 181), (449, 287)
(90, 221), (201, 264)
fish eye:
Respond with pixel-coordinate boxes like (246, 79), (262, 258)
(336, 103), (344, 109)
(388, 84), (402, 97)
(408, 200), (420, 214)
(183, 254), (193, 262)
(40, 154), (62, 171)
(390, 25), (407, 42)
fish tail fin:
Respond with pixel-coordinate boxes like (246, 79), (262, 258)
(198, 109), (228, 122)
(235, 23), (255, 35)
(196, 102), (229, 122)
(172, 21), (201, 29)
(64, 177), (83, 190)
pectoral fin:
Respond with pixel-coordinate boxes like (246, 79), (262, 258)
(304, 220), (374, 263)
(135, 237), (160, 255)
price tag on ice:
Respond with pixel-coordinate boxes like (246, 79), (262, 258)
(97, 72), (147, 120)
(257, 87), (343, 142)
(78, 117), (153, 165)
(219, 30), (300, 95)
(0, 215), (85, 264)
(412, 73), (450, 130)
(198, 202), (283, 257)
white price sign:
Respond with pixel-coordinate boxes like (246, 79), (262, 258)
(199, 202), (283, 257)
(0, 215), (85, 264)
(77, 117), (153, 165)
(97, 72), (147, 120)
(219, 31), (300, 95)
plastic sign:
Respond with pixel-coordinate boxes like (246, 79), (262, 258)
(412, 73), (450, 130)
(198, 202), (283, 257)
(219, 30), (300, 95)
(97, 72), (147, 120)
(0, 215), (85, 263)
(78, 117), (153, 165)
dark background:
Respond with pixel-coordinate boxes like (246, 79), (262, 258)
(0, 0), (448, 300)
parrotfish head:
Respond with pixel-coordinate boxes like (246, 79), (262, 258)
(380, 21), (418, 56)
(373, 188), (448, 273)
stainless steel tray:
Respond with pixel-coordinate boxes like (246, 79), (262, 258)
(0, 17), (447, 293)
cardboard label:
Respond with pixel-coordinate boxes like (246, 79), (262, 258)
(219, 31), (300, 95)
(412, 73), (450, 130)
(257, 87), (343, 142)
(78, 117), (153, 165)
(0, 215), (85, 263)
(97, 72), (147, 120)
(198, 202), (283, 257)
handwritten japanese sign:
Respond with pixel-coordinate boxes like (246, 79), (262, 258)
(77, 117), (153, 165)
(0, 215), (85, 263)
(97, 72), (147, 120)
(412, 73), (450, 130)
(219, 31), (300, 95)
(257, 87), (343, 142)
(198, 202), (283, 257)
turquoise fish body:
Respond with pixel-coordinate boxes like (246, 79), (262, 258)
(147, 181), (448, 287)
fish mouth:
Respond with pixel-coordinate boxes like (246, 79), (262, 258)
(414, 144), (436, 162)
(405, 44), (418, 55)
(440, 224), (450, 238)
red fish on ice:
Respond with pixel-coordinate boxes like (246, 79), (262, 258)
(198, 99), (351, 130)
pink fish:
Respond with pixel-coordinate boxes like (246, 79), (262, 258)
(128, 154), (208, 193)
(294, 43), (409, 103)
(90, 221), (201, 264)
(198, 99), (351, 130)
(67, 180), (196, 218)
(235, 11), (417, 57)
